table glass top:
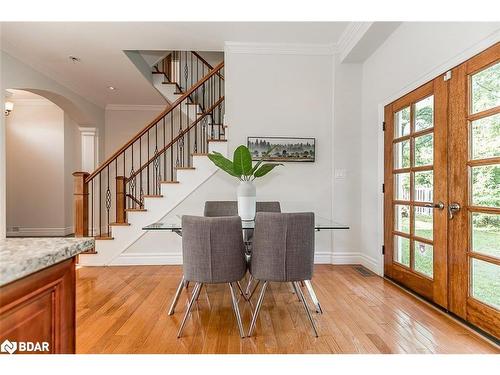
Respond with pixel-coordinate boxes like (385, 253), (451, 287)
(143, 216), (349, 231)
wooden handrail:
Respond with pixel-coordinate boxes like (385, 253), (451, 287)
(85, 61), (224, 183)
(191, 51), (224, 80)
(126, 96), (225, 182)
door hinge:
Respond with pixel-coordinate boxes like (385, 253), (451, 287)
(382, 121), (386, 131)
(444, 70), (452, 81)
(382, 245), (385, 255)
(382, 183), (385, 193)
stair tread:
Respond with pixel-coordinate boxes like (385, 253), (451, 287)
(175, 167), (196, 170)
(208, 139), (227, 142)
(109, 222), (130, 226)
(95, 233), (113, 240)
(160, 180), (180, 184)
(143, 194), (163, 198)
(125, 208), (147, 212)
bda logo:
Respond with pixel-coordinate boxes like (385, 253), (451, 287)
(1, 339), (17, 354)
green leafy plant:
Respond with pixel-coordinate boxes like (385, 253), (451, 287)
(207, 145), (283, 181)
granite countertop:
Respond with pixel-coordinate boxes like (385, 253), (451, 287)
(0, 237), (95, 287)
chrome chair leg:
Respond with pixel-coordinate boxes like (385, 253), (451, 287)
(236, 281), (249, 302)
(245, 274), (254, 296)
(229, 282), (245, 338)
(291, 282), (301, 302)
(168, 275), (185, 315)
(304, 280), (323, 314)
(248, 281), (268, 337)
(248, 280), (260, 301)
(177, 282), (202, 338)
(294, 281), (319, 337)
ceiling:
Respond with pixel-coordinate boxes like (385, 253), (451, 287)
(1, 22), (354, 107)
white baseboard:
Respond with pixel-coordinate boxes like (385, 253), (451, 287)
(7, 226), (73, 237)
(110, 252), (183, 266)
(106, 251), (380, 274)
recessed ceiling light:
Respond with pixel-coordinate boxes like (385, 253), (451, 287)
(108, 86), (116, 91)
(69, 56), (81, 63)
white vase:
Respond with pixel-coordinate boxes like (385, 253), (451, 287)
(237, 180), (256, 221)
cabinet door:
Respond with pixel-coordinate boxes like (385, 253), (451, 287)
(0, 258), (76, 354)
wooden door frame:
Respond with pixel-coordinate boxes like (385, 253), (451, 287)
(384, 77), (449, 308)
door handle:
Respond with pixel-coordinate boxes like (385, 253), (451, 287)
(424, 201), (445, 210)
(448, 202), (461, 220)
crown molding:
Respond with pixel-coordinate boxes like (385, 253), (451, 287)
(105, 104), (167, 111)
(337, 22), (373, 62)
(224, 42), (337, 56)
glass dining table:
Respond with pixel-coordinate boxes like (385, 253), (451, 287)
(143, 216), (349, 316)
(143, 217), (349, 232)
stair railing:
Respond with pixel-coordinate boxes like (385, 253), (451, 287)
(73, 62), (225, 239)
(154, 51), (224, 112)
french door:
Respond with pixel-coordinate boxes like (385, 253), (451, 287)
(384, 43), (499, 338)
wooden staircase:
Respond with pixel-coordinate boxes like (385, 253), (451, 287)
(73, 52), (225, 252)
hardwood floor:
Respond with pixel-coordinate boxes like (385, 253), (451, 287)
(76, 265), (499, 354)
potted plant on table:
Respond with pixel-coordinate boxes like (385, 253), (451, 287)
(207, 145), (282, 220)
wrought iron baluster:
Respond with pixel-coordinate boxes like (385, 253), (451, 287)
(163, 117), (166, 181)
(154, 125), (161, 194)
(139, 136), (143, 206)
(106, 165), (111, 236)
(147, 130), (150, 195)
(99, 173), (102, 237)
(184, 51), (188, 91)
(91, 180), (94, 237)
(170, 112), (174, 181)
(202, 116), (208, 153)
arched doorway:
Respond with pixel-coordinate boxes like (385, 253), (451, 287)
(4, 89), (97, 237)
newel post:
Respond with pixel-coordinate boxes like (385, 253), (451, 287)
(73, 172), (89, 237)
(116, 176), (126, 224)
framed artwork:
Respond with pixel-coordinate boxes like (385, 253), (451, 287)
(247, 136), (316, 162)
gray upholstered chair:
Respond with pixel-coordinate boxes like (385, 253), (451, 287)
(203, 201), (238, 217)
(256, 201), (281, 213)
(203, 201), (281, 217)
(248, 212), (318, 337)
(177, 215), (247, 338)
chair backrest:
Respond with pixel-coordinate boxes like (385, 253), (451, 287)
(251, 212), (314, 282)
(204, 201), (281, 217)
(182, 215), (246, 283)
(203, 201), (238, 217)
(256, 201), (281, 213)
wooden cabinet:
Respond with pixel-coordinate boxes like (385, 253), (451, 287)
(0, 258), (76, 354)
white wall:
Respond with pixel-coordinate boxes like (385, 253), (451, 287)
(360, 22), (500, 274)
(64, 113), (81, 230)
(332, 57), (365, 265)
(122, 46), (347, 264)
(5, 98), (67, 235)
(104, 106), (164, 159)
